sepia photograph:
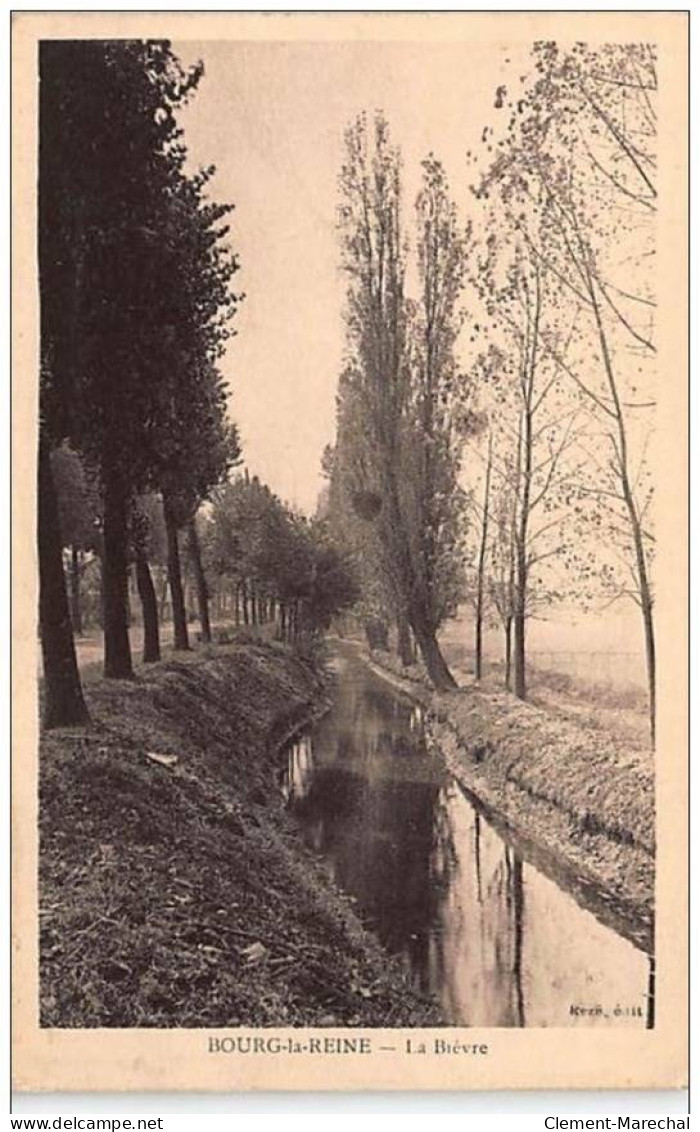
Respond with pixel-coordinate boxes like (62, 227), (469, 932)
(12, 11), (688, 1093)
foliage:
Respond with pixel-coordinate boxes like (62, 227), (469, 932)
(39, 39), (242, 678)
(40, 40), (203, 484)
(208, 474), (359, 633)
(51, 444), (101, 553)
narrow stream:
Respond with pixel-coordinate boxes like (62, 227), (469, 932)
(280, 647), (653, 1028)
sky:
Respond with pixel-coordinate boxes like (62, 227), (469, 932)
(174, 38), (532, 513)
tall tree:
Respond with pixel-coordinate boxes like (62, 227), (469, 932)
(470, 244), (584, 702)
(152, 164), (241, 651)
(39, 40), (205, 681)
(336, 116), (472, 690)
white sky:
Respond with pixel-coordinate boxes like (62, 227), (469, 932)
(175, 39), (532, 513)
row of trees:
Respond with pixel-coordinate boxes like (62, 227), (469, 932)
(327, 41), (657, 741)
(206, 475), (358, 639)
(39, 40), (358, 730)
(39, 40), (241, 727)
(50, 446), (358, 654)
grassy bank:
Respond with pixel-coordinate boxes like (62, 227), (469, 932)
(40, 640), (440, 1028)
(361, 645), (654, 953)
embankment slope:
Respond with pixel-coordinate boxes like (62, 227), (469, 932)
(40, 641), (439, 1028)
(362, 647), (654, 953)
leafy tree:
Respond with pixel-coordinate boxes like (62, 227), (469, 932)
(39, 39), (205, 685)
(209, 474), (282, 629)
(41, 41), (241, 687)
(208, 474), (357, 643)
(151, 166), (241, 650)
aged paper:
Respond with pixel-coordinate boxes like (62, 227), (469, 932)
(13, 11), (688, 1092)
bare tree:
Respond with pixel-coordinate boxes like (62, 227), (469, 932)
(471, 241), (584, 701)
(481, 41), (657, 739)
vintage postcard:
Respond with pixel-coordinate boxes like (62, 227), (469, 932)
(12, 11), (688, 1093)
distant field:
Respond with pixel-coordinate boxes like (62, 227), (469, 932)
(74, 607), (648, 693)
(442, 608), (647, 692)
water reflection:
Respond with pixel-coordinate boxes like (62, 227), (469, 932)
(281, 650), (651, 1028)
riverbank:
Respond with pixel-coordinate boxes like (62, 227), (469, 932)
(39, 640), (440, 1027)
(359, 644), (654, 954)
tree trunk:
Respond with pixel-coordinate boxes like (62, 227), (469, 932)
(382, 464), (457, 691)
(475, 433), (493, 682)
(396, 611), (414, 666)
(513, 545), (527, 701)
(504, 616), (513, 691)
(135, 550), (160, 663)
(641, 589), (656, 748)
(512, 275), (538, 703)
(186, 518), (211, 644)
(475, 610), (484, 682)
(233, 582), (240, 627)
(587, 270), (656, 745)
(410, 605), (457, 691)
(102, 475), (133, 679)
(38, 440), (89, 728)
(69, 544), (83, 636)
(617, 452), (656, 746)
(513, 409), (532, 703)
(163, 499), (190, 652)
(158, 571), (169, 623)
(250, 582), (258, 627)
(280, 603), (287, 642)
(126, 566), (134, 628)
(95, 552), (105, 629)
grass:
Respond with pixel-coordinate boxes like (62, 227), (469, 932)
(40, 639), (440, 1028)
